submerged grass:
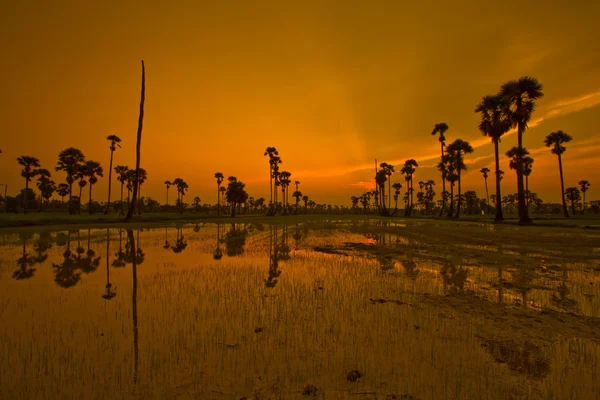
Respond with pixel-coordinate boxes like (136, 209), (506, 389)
(0, 221), (599, 399)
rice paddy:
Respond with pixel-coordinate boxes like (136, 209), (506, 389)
(0, 219), (599, 399)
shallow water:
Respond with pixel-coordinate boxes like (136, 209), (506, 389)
(0, 220), (599, 399)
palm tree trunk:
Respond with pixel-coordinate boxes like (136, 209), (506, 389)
(447, 183), (454, 217)
(516, 126), (532, 224)
(216, 184), (220, 216)
(439, 142), (446, 216)
(494, 140), (504, 222)
(78, 184), (83, 215)
(126, 60), (145, 222)
(410, 178), (414, 216)
(388, 180), (391, 211)
(231, 201), (236, 217)
(558, 154), (569, 218)
(137, 185), (142, 215)
(456, 168), (462, 218)
(38, 190), (43, 213)
(88, 183), (93, 214)
(120, 183), (124, 215)
(68, 181), (73, 215)
(105, 150), (114, 214)
(582, 191), (586, 215)
(484, 177), (490, 215)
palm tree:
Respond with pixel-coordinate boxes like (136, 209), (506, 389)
(446, 139), (474, 218)
(500, 77), (544, 225)
(392, 182), (402, 215)
(544, 130), (572, 218)
(302, 195), (309, 214)
(115, 166), (129, 215)
(480, 168), (491, 214)
(164, 180), (172, 206)
(17, 156), (41, 213)
(172, 178), (188, 214)
(578, 180), (591, 214)
(444, 154), (458, 217)
(56, 147), (85, 215)
(35, 168), (51, 212)
(565, 187), (581, 215)
(292, 190), (302, 215)
(401, 159), (418, 216)
(125, 60), (145, 222)
(83, 160), (103, 214)
(431, 122), (449, 216)
(380, 163), (395, 211)
(56, 183), (69, 204)
(475, 94), (513, 222)
(225, 176), (248, 217)
(375, 169), (389, 216)
(104, 135), (122, 214)
(75, 165), (88, 214)
(219, 186), (226, 213)
(263, 147), (279, 215)
(280, 170), (292, 214)
(214, 172), (224, 215)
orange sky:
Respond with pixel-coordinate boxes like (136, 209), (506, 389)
(1, 1), (599, 206)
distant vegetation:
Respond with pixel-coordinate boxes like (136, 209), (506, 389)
(1, 75), (597, 220)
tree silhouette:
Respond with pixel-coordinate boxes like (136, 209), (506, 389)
(446, 139), (474, 218)
(83, 160), (103, 214)
(565, 187), (581, 215)
(544, 130), (572, 218)
(401, 159), (418, 216)
(265, 225), (282, 288)
(479, 168), (491, 214)
(56, 183), (69, 204)
(56, 148), (85, 215)
(578, 180), (591, 214)
(214, 172), (224, 215)
(114, 165), (129, 215)
(375, 168), (389, 216)
(125, 60), (145, 222)
(35, 169), (55, 212)
(224, 223), (248, 256)
(74, 164), (88, 214)
(17, 155), (40, 213)
(500, 77), (544, 225)
(431, 122), (449, 216)
(475, 94), (513, 222)
(264, 147), (280, 215)
(135, 168), (147, 215)
(104, 135), (122, 214)
(102, 228), (117, 300)
(522, 155), (534, 209)
(506, 146), (530, 210)
(225, 176), (248, 217)
(164, 180), (172, 207)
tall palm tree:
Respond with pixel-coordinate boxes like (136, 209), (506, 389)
(500, 77), (544, 225)
(522, 155), (534, 209)
(480, 168), (491, 214)
(125, 60), (145, 222)
(56, 147), (85, 215)
(375, 169), (388, 216)
(544, 130), (572, 218)
(84, 160), (103, 214)
(380, 163), (395, 211)
(280, 170), (291, 214)
(446, 139), (474, 218)
(475, 94), (512, 222)
(578, 180), (591, 214)
(115, 166), (129, 215)
(431, 122), (449, 216)
(392, 182), (402, 215)
(17, 156), (41, 214)
(401, 159), (418, 216)
(35, 168), (52, 212)
(104, 135), (122, 214)
(75, 165), (88, 214)
(443, 154), (457, 217)
(135, 168), (147, 215)
(214, 172), (224, 215)
(302, 195), (309, 214)
(263, 147), (279, 215)
(164, 180), (172, 206)
(565, 187), (581, 215)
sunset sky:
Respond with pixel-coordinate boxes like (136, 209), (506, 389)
(1, 1), (599, 206)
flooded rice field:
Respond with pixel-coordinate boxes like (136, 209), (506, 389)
(0, 219), (599, 399)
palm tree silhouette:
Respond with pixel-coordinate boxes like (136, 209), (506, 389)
(263, 147), (279, 215)
(57, 183), (69, 205)
(35, 169), (53, 212)
(17, 155), (40, 213)
(500, 77), (544, 225)
(214, 172), (224, 215)
(83, 160), (103, 214)
(544, 130), (572, 218)
(446, 139), (474, 218)
(135, 168), (147, 215)
(380, 163), (395, 211)
(265, 225), (282, 288)
(114, 166), (129, 215)
(506, 147), (530, 208)
(375, 169), (388, 216)
(401, 159), (418, 216)
(479, 168), (491, 214)
(104, 135), (122, 214)
(56, 148), (85, 215)
(522, 155), (534, 209)
(164, 180), (172, 207)
(225, 176), (248, 217)
(172, 178), (188, 214)
(392, 182), (402, 215)
(74, 165), (88, 214)
(125, 61), (145, 222)
(302, 195), (309, 214)
(432, 122), (449, 216)
(578, 180), (591, 214)
(279, 170), (292, 214)
(125, 229), (140, 387)
(475, 94), (512, 222)
(13, 232), (37, 280)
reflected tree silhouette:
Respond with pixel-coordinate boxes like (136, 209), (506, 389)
(52, 230), (82, 288)
(126, 229), (139, 389)
(171, 226), (188, 254)
(224, 223), (248, 257)
(113, 229), (127, 267)
(265, 225), (282, 288)
(277, 225), (291, 261)
(441, 260), (468, 294)
(162, 227), (170, 249)
(13, 232), (38, 280)
(292, 223), (303, 250)
(79, 228), (100, 274)
(213, 224), (223, 260)
(102, 228), (116, 300)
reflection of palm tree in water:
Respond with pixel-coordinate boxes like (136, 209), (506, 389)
(265, 225), (282, 288)
(126, 229), (140, 389)
(551, 265), (577, 310)
(213, 224), (223, 260)
(13, 232), (37, 280)
(224, 223), (248, 257)
(79, 228), (101, 274)
(163, 227), (170, 249)
(52, 230), (82, 288)
(441, 261), (468, 295)
(102, 228), (116, 300)
(278, 225), (291, 261)
(113, 229), (127, 268)
(171, 227), (188, 254)
(292, 223), (302, 251)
